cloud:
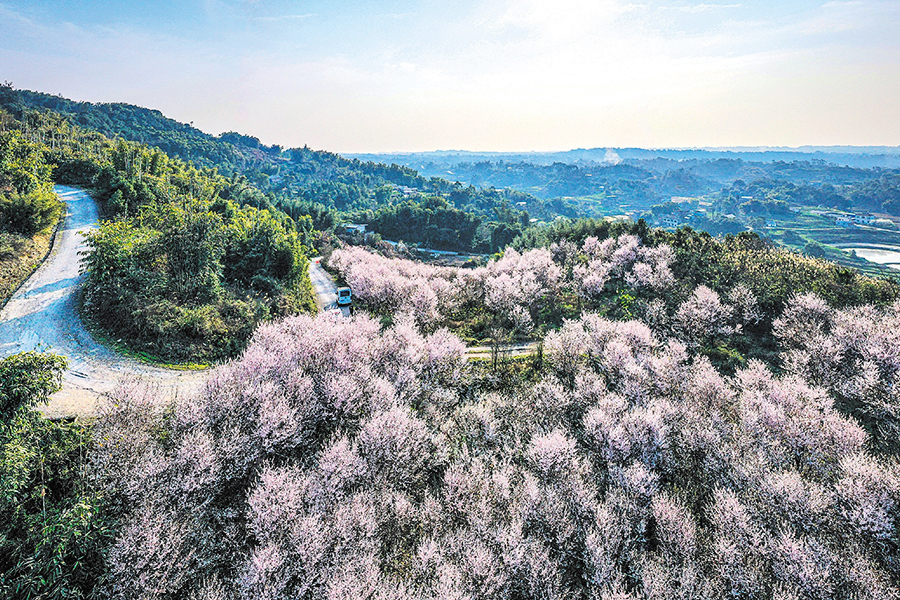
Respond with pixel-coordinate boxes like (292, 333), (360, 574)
(660, 3), (742, 13)
(253, 13), (316, 22)
(794, 0), (897, 36)
(1, 0), (898, 151)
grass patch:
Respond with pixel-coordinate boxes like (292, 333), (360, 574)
(0, 220), (61, 309)
(74, 288), (210, 371)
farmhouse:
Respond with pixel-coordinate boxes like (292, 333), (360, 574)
(344, 223), (367, 234)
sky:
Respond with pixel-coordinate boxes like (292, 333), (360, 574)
(1, 0), (899, 152)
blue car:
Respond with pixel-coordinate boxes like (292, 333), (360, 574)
(336, 287), (352, 306)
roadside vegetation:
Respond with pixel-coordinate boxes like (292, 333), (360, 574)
(0, 130), (64, 306)
(78, 157), (317, 363)
(0, 352), (109, 599)
(1, 105), (318, 363)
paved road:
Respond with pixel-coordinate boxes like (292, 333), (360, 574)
(309, 257), (350, 317)
(0, 190), (534, 419)
(0, 187), (204, 418)
(465, 342), (537, 359)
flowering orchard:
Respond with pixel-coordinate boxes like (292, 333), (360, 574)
(92, 308), (900, 599)
(775, 295), (900, 453)
(329, 238), (765, 355)
(329, 236), (667, 330)
(327, 246), (459, 326)
(329, 245), (564, 334)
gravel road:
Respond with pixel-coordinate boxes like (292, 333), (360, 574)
(0, 187), (205, 417)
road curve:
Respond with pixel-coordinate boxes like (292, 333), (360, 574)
(0, 189), (535, 418)
(0, 187), (205, 417)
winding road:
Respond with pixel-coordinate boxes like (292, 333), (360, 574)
(0, 187), (204, 417)
(0, 187), (536, 417)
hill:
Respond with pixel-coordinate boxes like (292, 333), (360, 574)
(0, 84), (549, 253)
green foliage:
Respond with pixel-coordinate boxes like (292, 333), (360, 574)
(158, 206), (226, 304)
(718, 175), (900, 217)
(851, 172), (900, 214)
(368, 197), (483, 252)
(0, 352), (67, 419)
(0, 131), (62, 234)
(0, 96), (320, 363)
(82, 190), (315, 362)
(1, 86), (548, 256)
(699, 342), (747, 374)
(0, 353), (109, 600)
(51, 158), (101, 187)
(223, 205), (305, 288)
(0, 130), (54, 196)
(663, 228), (900, 319)
(803, 240), (828, 257)
(511, 216), (644, 251)
(0, 190), (63, 235)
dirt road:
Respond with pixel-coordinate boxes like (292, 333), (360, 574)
(0, 187), (205, 417)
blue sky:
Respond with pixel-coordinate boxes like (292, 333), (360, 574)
(2, 0), (899, 152)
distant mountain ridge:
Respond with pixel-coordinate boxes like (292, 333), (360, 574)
(4, 84), (899, 237)
(0, 85), (443, 200)
(349, 146), (900, 170)
(0, 84), (552, 253)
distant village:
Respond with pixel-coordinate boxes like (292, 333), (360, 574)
(649, 195), (897, 232)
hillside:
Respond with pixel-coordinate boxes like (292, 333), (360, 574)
(13, 84), (900, 275)
(1, 103), (318, 363)
(1, 85), (550, 253)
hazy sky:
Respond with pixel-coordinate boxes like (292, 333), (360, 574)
(2, 0), (899, 152)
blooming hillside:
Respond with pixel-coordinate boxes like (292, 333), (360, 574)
(328, 239), (767, 360)
(328, 236), (675, 335)
(93, 303), (900, 599)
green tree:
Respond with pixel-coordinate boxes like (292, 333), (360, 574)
(160, 205), (226, 304)
(0, 130), (53, 195)
(0, 351), (67, 418)
(0, 352), (111, 600)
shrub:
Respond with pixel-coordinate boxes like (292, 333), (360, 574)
(0, 189), (62, 234)
(1, 352), (111, 600)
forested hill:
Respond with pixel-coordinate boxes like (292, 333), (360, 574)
(0, 84), (553, 253)
(0, 86), (252, 169)
(2, 102), (327, 362)
(0, 85), (433, 194)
